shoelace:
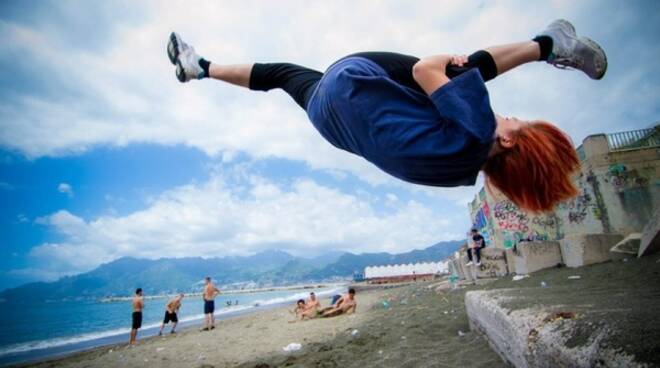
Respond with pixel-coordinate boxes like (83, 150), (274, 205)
(550, 55), (584, 72)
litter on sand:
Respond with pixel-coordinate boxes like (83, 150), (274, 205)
(512, 275), (529, 281)
(568, 275), (581, 280)
(283, 343), (302, 352)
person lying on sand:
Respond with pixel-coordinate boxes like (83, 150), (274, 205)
(320, 288), (356, 318)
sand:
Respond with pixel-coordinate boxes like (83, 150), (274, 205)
(24, 284), (505, 368)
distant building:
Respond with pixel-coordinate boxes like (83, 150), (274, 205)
(468, 125), (660, 249)
(364, 261), (448, 284)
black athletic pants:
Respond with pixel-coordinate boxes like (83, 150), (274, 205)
(248, 51), (498, 109)
(467, 246), (484, 263)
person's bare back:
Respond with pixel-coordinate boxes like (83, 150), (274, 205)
(204, 282), (219, 301)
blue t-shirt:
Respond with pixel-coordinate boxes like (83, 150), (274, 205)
(306, 57), (496, 187)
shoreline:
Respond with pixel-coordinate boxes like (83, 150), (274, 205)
(16, 281), (509, 368)
(1, 285), (347, 367)
(98, 283), (346, 303)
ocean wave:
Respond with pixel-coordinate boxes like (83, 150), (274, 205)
(0, 286), (345, 357)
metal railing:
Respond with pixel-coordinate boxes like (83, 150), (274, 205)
(607, 125), (660, 151)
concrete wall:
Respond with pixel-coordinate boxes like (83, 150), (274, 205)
(468, 127), (660, 251)
(559, 233), (624, 268)
(511, 241), (562, 274)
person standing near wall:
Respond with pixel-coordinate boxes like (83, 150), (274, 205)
(466, 228), (486, 266)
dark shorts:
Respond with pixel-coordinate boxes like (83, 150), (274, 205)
(163, 311), (178, 324)
(132, 311), (142, 330)
(331, 294), (342, 305)
(204, 300), (215, 314)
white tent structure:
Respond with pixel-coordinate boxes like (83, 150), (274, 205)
(364, 261), (447, 280)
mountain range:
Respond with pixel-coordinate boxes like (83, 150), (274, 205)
(0, 240), (463, 302)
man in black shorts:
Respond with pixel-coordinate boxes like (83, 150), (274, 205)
(129, 288), (144, 345)
(202, 277), (220, 331)
(159, 293), (184, 335)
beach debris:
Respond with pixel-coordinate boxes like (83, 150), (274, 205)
(540, 281), (547, 288)
(144, 358), (149, 362)
(156, 347), (165, 352)
(108, 349), (113, 353)
(401, 336), (407, 340)
(197, 354), (206, 361)
(400, 298), (408, 305)
(458, 330), (465, 337)
(443, 310), (448, 314)
(567, 275), (581, 280)
(512, 274), (529, 281)
(544, 312), (576, 322)
(283, 343), (302, 352)
(378, 350), (383, 355)
(381, 300), (390, 309)
(351, 329), (359, 336)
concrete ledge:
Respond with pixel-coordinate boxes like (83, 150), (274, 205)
(465, 289), (644, 368)
(559, 233), (624, 268)
(610, 233), (641, 261)
(638, 207), (660, 257)
(511, 241), (562, 274)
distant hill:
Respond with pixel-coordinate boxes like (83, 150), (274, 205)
(0, 241), (463, 302)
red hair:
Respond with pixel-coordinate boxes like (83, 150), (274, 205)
(483, 121), (580, 213)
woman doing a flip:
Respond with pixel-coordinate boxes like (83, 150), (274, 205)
(166, 19), (607, 213)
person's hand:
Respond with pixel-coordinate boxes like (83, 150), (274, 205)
(449, 54), (468, 67)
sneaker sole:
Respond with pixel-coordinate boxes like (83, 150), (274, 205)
(167, 32), (181, 66)
(175, 60), (187, 83)
(580, 36), (608, 80)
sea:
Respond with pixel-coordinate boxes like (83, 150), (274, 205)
(0, 285), (345, 366)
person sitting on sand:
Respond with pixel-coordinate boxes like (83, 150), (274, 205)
(129, 288), (144, 345)
(298, 292), (322, 319)
(291, 299), (308, 321)
(202, 277), (220, 331)
(159, 293), (184, 336)
(320, 288), (357, 318)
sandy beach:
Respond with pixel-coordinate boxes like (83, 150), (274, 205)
(23, 283), (505, 368)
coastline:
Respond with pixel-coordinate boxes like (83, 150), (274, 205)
(99, 283), (345, 303)
(1, 285), (347, 367)
(18, 282), (507, 368)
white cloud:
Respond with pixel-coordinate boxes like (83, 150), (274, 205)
(2, 1), (655, 184)
(57, 182), (74, 197)
(26, 172), (459, 275)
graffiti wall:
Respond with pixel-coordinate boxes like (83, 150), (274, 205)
(467, 130), (660, 249)
(491, 200), (563, 249)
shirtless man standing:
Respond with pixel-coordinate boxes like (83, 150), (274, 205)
(159, 293), (184, 335)
(202, 277), (220, 331)
(129, 288), (144, 345)
(320, 288), (357, 318)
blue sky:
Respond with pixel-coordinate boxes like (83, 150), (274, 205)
(1, 0), (659, 290)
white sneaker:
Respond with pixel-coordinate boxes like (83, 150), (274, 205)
(475, 262), (482, 266)
(167, 32), (204, 82)
(537, 19), (607, 80)
(465, 261), (473, 266)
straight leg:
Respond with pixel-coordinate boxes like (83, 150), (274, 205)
(208, 63), (253, 88)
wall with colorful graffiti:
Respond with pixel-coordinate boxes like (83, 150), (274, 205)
(469, 138), (660, 249)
